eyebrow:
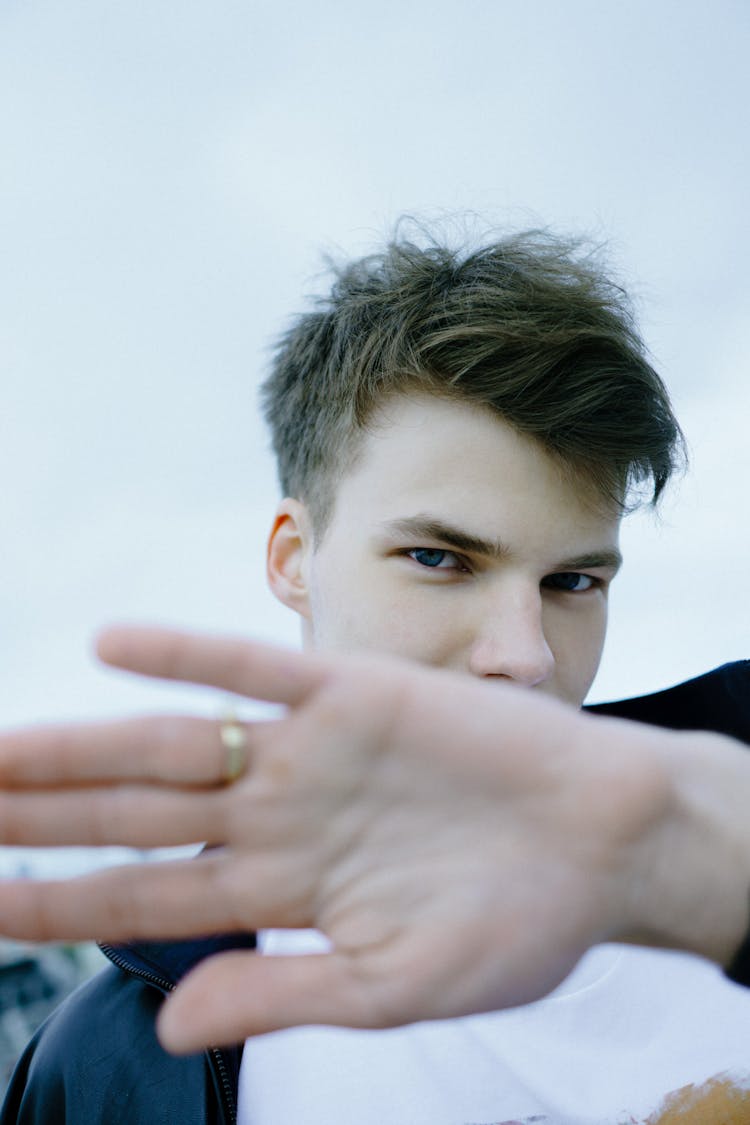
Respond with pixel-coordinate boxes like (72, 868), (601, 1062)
(379, 515), (623, 574)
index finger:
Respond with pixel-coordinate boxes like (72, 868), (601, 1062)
(96, 626), (332, 706)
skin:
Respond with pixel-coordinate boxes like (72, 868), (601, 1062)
(0, 393), (747, 1054)
(0, 631), (747, 1056)
(267, 394), (622, 705)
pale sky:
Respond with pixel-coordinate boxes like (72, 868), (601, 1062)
(0, 1), (748, 871)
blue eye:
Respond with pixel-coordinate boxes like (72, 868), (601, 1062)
(544, 572), (596, 592)
(411, 548), (450, 568)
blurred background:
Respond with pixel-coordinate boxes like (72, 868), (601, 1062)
(1, 0), (748, 867)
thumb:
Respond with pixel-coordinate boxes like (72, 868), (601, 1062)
(156, 950), (375, 1054)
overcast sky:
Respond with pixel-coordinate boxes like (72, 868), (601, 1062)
(0, 2), (748, 871)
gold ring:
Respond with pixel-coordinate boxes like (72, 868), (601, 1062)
(219, 710), (249, 783)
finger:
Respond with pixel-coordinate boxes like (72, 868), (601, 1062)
(0, 715), (261, 789)
(0, 852), (290, 943)
(0, 785), (224, 847)
(96, 626), (333, 706)
(157, 951), (378, 1052)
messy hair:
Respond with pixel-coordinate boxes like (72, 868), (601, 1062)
(262, 228), (685, 533)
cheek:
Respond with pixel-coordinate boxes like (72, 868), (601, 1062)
(325, 593), (458, 664)
(309, 547), (467, 663)
(375, 596), (471, 667)
(308, 570), (413, 653)
(547, 600), (609, 698)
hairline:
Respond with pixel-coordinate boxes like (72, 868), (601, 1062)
(306, 386), (628, 547)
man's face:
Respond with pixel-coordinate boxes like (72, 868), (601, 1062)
(268, 394), (622, 707)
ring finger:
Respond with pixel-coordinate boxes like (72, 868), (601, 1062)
(0, 714), (264, 789)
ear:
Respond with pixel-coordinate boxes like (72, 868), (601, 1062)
(266, 498), (314, 621)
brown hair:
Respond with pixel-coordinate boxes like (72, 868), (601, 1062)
(261, 228), (685, 533)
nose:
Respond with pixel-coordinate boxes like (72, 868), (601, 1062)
(467, 586), (555, 687)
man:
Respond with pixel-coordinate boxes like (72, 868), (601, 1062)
(2, 230), (749, 1123)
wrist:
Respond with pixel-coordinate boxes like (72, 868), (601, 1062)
(609, 723), (750, 966)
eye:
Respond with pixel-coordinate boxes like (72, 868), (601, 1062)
(543, 571), (598, 593)
(408, 548), (464, 570)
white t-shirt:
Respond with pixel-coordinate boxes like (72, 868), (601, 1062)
(238, 929), (750, 1125)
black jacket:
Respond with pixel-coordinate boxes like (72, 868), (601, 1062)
(1, 933), (255, 1125)
(3, 661), (749, 1124)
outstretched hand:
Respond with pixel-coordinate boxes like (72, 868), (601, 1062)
(0, 627), (746, 1053)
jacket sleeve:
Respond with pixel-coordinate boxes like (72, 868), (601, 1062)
(0, 964), (218, 1125)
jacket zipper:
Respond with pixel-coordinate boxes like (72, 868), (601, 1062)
(98, 944), (237, 1125)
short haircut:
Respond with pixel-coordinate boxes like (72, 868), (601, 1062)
(261, 228), (685, 534)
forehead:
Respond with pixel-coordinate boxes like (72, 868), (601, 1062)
(326, 394), (621, 554)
